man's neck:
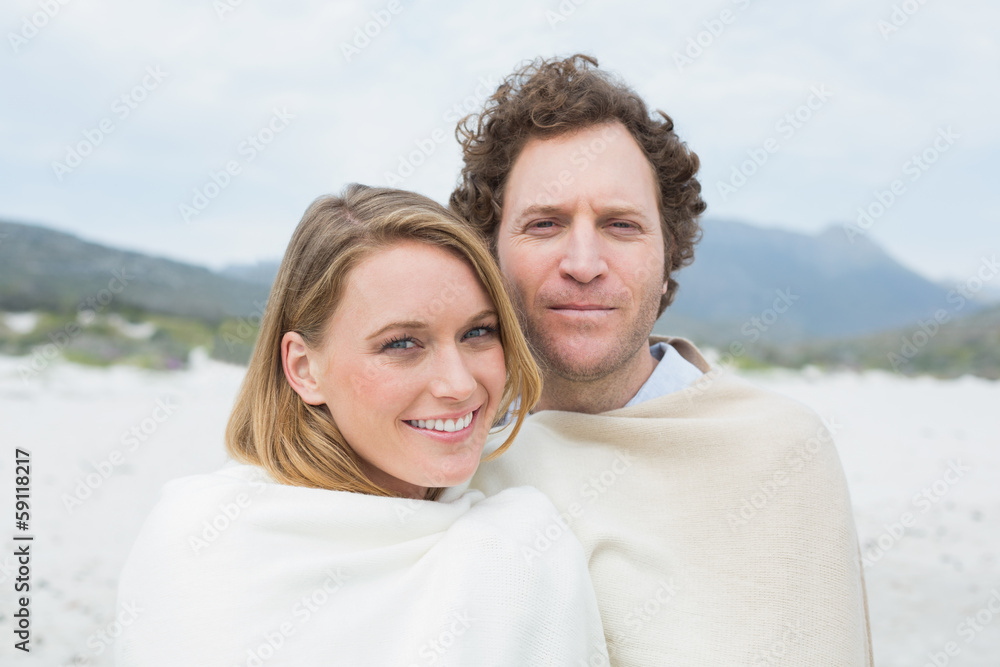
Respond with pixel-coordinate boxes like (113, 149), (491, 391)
(534, 345), (658, 414)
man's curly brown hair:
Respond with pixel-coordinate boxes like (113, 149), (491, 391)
(449, 54), (706, 315)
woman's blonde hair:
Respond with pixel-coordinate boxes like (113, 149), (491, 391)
(225, 184), (541, 498)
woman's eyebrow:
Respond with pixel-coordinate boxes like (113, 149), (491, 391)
(365, 320), (427, 341)
(464, 309), (498, 325)
(365, 309), (498, 341)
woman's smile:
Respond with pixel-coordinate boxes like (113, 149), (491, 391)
(404, 406), (478, 434)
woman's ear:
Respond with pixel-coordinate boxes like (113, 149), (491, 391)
(281, 331), (327, 406)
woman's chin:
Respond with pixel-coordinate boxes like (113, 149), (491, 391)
(423, 454), (482, 489)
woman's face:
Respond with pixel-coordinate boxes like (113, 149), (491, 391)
(293, 240), (506, 498)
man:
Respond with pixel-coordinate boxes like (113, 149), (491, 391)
(450, 54), (872, 666)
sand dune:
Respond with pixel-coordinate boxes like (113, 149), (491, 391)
(0, 354), (996, 665)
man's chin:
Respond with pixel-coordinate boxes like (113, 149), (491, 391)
(536, 340), (627, 382)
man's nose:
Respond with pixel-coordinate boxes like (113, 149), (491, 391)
(558, 221), (608, 284)
(428, 345), (478, 401)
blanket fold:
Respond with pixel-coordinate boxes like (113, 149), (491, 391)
(472, 337), (874, 666)
(117, 463), (608, 666)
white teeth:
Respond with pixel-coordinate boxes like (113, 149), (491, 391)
(407, 411), (475, 433)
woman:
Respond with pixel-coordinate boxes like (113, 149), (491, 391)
(116, 185), (608, 666)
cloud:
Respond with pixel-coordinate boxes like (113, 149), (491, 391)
(1, 0), (996, 279)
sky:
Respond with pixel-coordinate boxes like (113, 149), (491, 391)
(1, 0), (997, 283)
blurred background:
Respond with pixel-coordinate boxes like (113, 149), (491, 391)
(0, 0), (997, 664)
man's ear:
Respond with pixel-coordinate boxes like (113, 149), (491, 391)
(281, 331), (327, 406)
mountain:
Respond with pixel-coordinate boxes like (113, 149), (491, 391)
(656, 219), (964, 344)
(220, 261), (282, 286)
(0, 217), (975, 348)
(0, 221), (270, 322)
(765, 303), (1000, 380)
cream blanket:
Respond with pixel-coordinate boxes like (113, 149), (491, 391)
(472, 337), (874, 666)
(117, 463), (608, 666)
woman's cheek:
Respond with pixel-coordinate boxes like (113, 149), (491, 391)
(483, 345), (508, 409)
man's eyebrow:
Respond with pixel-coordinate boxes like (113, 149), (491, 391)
(513, 203), (654, 224)
(513, 204), (563, 223)
(600, 205), (651, 220)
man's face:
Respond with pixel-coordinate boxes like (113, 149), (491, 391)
(496, 122), (667, 383)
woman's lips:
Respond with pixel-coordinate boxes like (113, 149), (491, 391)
(403, 408), (480, 440)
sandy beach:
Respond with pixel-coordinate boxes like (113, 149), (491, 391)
(0, 353), (997, 665)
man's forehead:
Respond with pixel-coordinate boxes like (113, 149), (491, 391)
(504, 125), (656, 195)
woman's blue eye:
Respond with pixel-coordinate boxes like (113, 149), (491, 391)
(383, 337), (416, 350)
(464, 325), (498, 340)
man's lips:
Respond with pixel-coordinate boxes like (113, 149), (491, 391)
(548, 303), (616, 311)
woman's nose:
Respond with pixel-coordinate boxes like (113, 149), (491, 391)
(428, 346), (477, 401)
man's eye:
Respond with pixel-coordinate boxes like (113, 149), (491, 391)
(531, 220), (555, 229)
(610, 221), (636, 229)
